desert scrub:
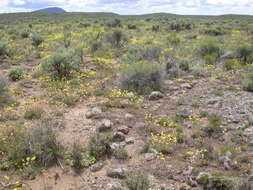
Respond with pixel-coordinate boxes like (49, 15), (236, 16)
(106, 29), (126, 48)
(0, 77), (11, 106)
(8, 67), (23, 81)
(120, 62), (164, 94)
(142, 45), (161, 61)
(224, 59), (237, 70)
(198, 39), (221, 57)
(243, 66), (253, 92)
(236, 44), (253, 63)
(65, 143), (96, 173)
(0, 120), (62, 170)
(125, 172), (150, 190)
(88, 133), (112, 159)
(20, 28), (30, 38)
(31, 33), (44, 47)
(0, 40), (11, 57)
(24, 107), (43, 120)
(42, 48), (81, 80)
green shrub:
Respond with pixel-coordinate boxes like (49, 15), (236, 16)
(243, 67), (253, 92)
(167, 33), (180, 46)
(123, 47), (144, 64)
(24, 107), (43, 120)
(143, 46), (161, 61)
(204, 53), (219, 64)
(88, 133), (112, 159)
(0, 77), (11, 106)
(32, 34), (44, 47)
(120, 62), (164, 94)
(125, 172), (150, 190)
(65, 143), (96, 173)
(236, 44), (253, 63)
(1, 120), (62, 169)
(106, 30), (126, 48)
(224, 59), (236, 70)
(20, 29), (30, 38)
(199, 40), (221, 57)
(113, 149), (128, 160)
(201, 27), (226, 36)
(179, 59), (190, 71)
(8, 67), (23, 81)
(90, 40), (102, 53)
(42, 48), (81, 80)
(0, 41), (11, 57)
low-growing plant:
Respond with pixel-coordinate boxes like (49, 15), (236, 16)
(106, 29), (126, 48)
(243, 66), (253, 92)
(8, 67), (23, 81)
(179, 59), (190, 71)
(143, 45), (161, 61)
(113, 149), (128, 160)
(0, 77), (11, 106)
(20, 29), (30, 38)
(204, 53), (219, 64)
(167, 33), (180, 46)
(42, 48), (81, 80)
(120, 62), (164, 94)
(224, 59), (236, 70)
(125, 172), (150, 190)
(24, 107), (43, 120)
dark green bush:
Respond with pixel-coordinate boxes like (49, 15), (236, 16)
(236, 44), (253, 63)
(42, 48), (81, 80)
(120, 62), (164, 94)
(20, 29), (30, 38)
(199, 40), (221, 57)
(0, 77), (11, 106)
(90, 40), (102, 53)
(123, 47), (144, 64)
(224, 59), (236, 70)
(201, 27), (226, 36)
(143, 46), (161, 61)
(8, 67), (23, 81)
(167, 33), (180, 46)
(243, 67), (253, 92)
(204, 53), (219, 64)
(179, 59), (190, 71)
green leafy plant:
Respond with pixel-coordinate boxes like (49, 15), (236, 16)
(125, 172), (150, 190)
(8, 67), (23, 81)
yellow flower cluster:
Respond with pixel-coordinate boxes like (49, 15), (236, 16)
(154, 117), (180, 128)
(151, 132), (177, 145)
(109, 88), (143, 103)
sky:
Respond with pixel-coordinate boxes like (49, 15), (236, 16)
(1, 0), (253, 15)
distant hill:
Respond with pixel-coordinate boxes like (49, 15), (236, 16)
(33, 7), (66, 13)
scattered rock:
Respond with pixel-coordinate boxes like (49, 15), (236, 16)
(125, 137), (135, 144)
(117, 125), (130, 134)
(107, 166), (128, 178)
(207, 98), (219, 105)
(180, 83), (192, 89)
(110, 142), (126, 150)
(86, 107), (102, 119)
(247, 114), (253, 125)
(176, 109), (190, 119)
(106, 182), (123, 190)
(99, 119), (113, 132)
(125, 113), (134, 120)
(90, 162), (104, 172)
(144, 153), (156, 161)
(112, 132), (126, 142)
(149, 91), (164, 101)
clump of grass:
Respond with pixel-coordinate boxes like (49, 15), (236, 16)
(113, 149), (128, 160)
(224, 59), (236, 70)
(243, 66), (253, 92)
(24, 107), (43, 120)
(120, 62), (164, 94)
(236, 44), (253, 63)
(42, 48), (81, 80)
(106, 29), (126, 48)
(125, 172), (150, 190)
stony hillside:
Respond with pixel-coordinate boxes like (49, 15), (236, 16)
(0, 13), (252, 190)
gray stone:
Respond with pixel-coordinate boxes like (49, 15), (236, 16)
(107, 166), (128, 178)
(99, 119), (113, 132)
(145, 153), (156, 161)
(85, 107), (102, 119)
(90, 162), (104, 172)
(110, 142), (126, 150)
(180, 83), (192, 89)
(248, 114), (253, 125)
(125, 113), (134, 120)
(207, 98), (219, 105)
(106, 182), (123, 190)
(149, 91), (164, 101)
(125, 137), (135, 144)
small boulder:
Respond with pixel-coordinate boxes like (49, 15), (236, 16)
(180, 83), (192, 89)
(99, 119), (113, 132)
(149, 91), (164, 101)
(86, 107), (102, 119)
(107, 166), (128, 178)
(144, 153), (156, 161)
(112, 132), (126, 142)
(106, 182), (123, 190)
(90, 162), (104, 172)
(117, 125), (130, 134)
